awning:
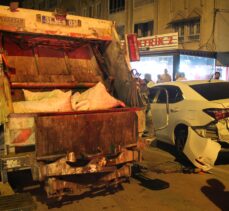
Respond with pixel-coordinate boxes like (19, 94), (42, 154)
(168, 16), (200, 25)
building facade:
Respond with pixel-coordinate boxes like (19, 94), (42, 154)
(20, 0), (229, 80)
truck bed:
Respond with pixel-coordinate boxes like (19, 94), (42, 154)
(6, 108), (139, 160)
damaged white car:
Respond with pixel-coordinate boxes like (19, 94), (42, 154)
(149, 80), (229, 171)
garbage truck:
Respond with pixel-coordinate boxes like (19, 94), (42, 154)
(0, 5), (143, 201)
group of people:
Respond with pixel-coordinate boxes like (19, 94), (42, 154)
(145, 68), (186, 85)
(139, 69), (222, 106)
(144, 69), (221, 86)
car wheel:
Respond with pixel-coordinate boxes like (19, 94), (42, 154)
(175, 125), (188, 155)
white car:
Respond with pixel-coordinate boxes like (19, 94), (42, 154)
(149, 80), (229, 171)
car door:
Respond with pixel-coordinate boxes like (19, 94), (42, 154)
(150, 85), (184, 143)
(150, 86), (170, 141)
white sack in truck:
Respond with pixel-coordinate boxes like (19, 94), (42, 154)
(23, 89), (65, 101)
(71, 82), (125, 111)
(13, 90), (72, 113)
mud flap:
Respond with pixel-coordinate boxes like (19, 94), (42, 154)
(183, 127), (221, 171)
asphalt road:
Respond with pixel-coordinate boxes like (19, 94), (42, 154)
(6, 140), (229, 211)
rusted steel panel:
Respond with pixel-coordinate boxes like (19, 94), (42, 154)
(11, 82), (96, 89)
(35, 110), (138, 158)
(5, 42), (102, 84)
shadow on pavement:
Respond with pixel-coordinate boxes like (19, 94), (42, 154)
(30, 183), (124, 209)
(132, 174), (170, 191)
(201, 178), (229, 211)
(215, 151), (229, 165)
(131, 164), (170, 190)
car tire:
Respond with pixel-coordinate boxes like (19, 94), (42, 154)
(174, 125), (188, 157)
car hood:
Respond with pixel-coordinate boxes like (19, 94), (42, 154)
(212, 99), (229, 108)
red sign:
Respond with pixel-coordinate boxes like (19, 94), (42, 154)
(127, 34), (140, 62)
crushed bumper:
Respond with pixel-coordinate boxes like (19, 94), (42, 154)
(183, 127), (221, 171)
(216, 120), (229, 144)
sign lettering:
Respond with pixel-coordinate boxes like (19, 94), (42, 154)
(137, 33), (178, 51)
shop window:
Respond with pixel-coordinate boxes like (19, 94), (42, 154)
(188, 21), (200, 41)
(180, 55), (215, 80)
(109, 0), (125, 14)
(130, 55), (173, 83)
(116, 25), (125, 40)
(134, 21), (154, 38)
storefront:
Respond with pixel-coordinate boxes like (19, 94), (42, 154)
(130, 33), (216, 82)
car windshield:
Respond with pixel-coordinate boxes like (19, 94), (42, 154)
(190, 82), (229, 101)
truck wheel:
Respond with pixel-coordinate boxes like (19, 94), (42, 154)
(174, 125), (188, 156)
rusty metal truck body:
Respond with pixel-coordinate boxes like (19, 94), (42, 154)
(0, 6), (142, 199)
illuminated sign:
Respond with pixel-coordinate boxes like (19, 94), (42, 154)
(137, 33), (178, 51)
(36, 14), (81, 27)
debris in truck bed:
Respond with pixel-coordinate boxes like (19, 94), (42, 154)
(23, 89), (66, 101)
(71, 82), (125, 111)
(13, 82), (125, 113)
(13, 90), (72, 113)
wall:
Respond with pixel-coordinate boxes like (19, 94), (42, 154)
(21, 0), (229, 53)
(215, 0), (229, 52)
(133, 1), (155, 33)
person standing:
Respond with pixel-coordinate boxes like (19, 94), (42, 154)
(156, 74), (162, 83)
(143, 73), (155, 88)
(160, 68), (172, 82)
(214, 71), (220, 80)
(176, 72), (187, 81)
